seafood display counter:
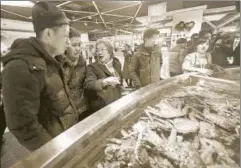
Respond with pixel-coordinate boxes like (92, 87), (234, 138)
(12, 74), (240, 168)
(213, 67), (240, 83)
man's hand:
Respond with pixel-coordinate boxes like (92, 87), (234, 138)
(103, 76), (120, 87)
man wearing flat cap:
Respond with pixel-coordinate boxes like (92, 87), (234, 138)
(2, 2), (78, 151)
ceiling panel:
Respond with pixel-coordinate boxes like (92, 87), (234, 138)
(102, 15), (132, 22)
(211, 12), (238, 26)
(95, 1), (140, 12)
(183, 1), (235, 9)
(64, 11), (97, 20)
(1, 10), (31, 22)
(1, 6), (32, 17)
(1, 1), (239, 37)
(105, 4), (141, 16)
(65, 2), (96, 12)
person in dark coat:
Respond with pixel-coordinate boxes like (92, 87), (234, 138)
(0, 74), (6, 153)
(186, 33), (199, 54)
(122, 43), (134, 87)
(232, 42), (240, 66)
(56, 27), (88, 121)
(169, 38), (187, 77)
(211, 33), (234, 67)
(84, 40), (122, 113)
(1, 2), (78, 151)
(130, 28), (162, 89)
(88, 45), (95, 64)
(0, 50), (8, 151)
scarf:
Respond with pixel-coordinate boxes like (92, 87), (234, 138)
(103, 59), (119, 77)
(63, 55), (79, 67)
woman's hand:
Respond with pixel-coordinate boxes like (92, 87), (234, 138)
(103, 76), (120, 87)
(198, 68), (213, 76)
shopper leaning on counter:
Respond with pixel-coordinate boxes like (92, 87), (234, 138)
(84, 40), (122, 113)
(130, 28), (162, 89)
(182, 38), (213, 76)
(56, 27), (88, 121)
(1, 2), (78, 151)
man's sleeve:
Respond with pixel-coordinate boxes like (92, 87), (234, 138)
(129, 54), (141, 88)
(207, 53), (212, 64)
(2, 60), (52, 151)
(179, 49), (187, 66)
(159, 52), (163, 67)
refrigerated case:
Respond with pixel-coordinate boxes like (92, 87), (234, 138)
(11, 68), (240, 168)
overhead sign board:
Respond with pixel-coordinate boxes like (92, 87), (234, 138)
(148, 2), (167, 23)
(148, 2), (167, 16)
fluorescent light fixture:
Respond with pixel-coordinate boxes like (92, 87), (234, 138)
(203, 14), (227, 22)
(158, 28), (171, 34)
(220, 26), (237, 32)
(1, 1), (34, 7)
(133, 27), (146, 31)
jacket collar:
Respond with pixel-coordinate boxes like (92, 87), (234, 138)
(2, 37), (60, 67)
(98, 57), (120, 76)
(139, 44), (159, 56)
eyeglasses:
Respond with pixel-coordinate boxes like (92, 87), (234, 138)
(96, 48), (108, 53)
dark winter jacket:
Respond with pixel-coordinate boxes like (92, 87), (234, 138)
(129, 45), (162, 88)
(232, 42), (240, 66)
(56, 54), (88, 117)
(169, 44), (187, 75)
(2, 37), (78, 151)
(84, 57), (122, 113)
(122, 50), (134, 79)
(211, 36), (234, 67)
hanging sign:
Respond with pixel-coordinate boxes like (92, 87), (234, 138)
(171, 6), (206, 47)
(148, 2), (167, 23)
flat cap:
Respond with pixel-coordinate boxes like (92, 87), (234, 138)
(32, 2), (69, 32)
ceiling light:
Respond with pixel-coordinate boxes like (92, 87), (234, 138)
(1, 1), (34, 7)
(203, 14), (227, 21)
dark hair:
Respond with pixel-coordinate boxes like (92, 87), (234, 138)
(193, 38), (210, 50)
(176, 38), (187, 44)
(69, 27), (80, 38)
(89, 45), (94, 50)
(191, 33), (199, 39)
(124, 43), (131, 49)
(199, 30), (212, 38)
(143, 28), (159, 40)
